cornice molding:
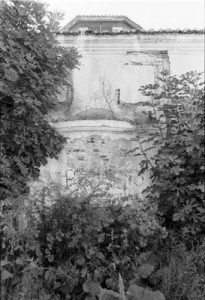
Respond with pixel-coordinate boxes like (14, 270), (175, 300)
(57, 29), (204, 35)
(57, 34), (204, 55)
(52, 120), (158, 139)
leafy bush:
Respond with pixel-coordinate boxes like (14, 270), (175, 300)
(83, 274), (165, 300)
(1, 191), (163, 299)
(138, 71), (205, 242)
(0, 0), (79, 199)
(37, 195), (163, 297)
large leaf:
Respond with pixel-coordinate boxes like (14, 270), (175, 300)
(137, 263), (155, 279)
(83, 279), (101, 296)
(4, 68), (19, 82)
(99, 288), (119, 300)
(1, 269), (13, 280)
(128, 284), (165, 300)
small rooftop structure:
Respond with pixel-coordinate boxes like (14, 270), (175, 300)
(62, 15), (143, 33)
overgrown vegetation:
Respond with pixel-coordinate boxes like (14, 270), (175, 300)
(0, 0), (79, 199)
(138, 70), (205, 244)
(1, 188), (205, 299)
(1, 191), (164, 299)
(0, 1), (204, 299)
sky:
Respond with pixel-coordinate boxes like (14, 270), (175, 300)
(44, 0), (205, 30)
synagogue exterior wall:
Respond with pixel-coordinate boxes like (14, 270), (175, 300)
(40, 33), (204, 199)
(40, 120), (157, 198)
(52, 33), (204, 120)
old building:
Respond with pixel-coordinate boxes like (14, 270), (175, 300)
(40, 16), (204, 198)
(62, 15), (143, 33)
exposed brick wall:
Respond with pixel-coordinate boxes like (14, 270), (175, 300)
(40, 128), (156, 199)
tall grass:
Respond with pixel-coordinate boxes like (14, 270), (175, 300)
(161, 241), (205, 300)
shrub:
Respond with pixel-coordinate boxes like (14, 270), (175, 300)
(36, 195), (163, 297)
(1, 190), (163, 299)
(83, 274), (165, 300)
(138, 71), (205, 243)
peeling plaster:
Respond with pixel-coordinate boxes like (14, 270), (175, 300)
(40, 33), (204, 199)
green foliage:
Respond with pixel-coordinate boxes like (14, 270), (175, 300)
(138, 70), (205, 241)
(36, 195), (162, 297)
(160, 240), (205, 300)
(83, 275), (165, 300)
(1, 188), (204, 300)
(1, 188), (163, 299)
(127, 284), (165, 300)
(0, 0), (79, 198)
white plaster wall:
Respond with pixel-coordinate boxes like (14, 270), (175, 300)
(138, 34), (204, 74)
(40, 33), (204, 199)
(73, 53), (159, 114)
(120, 65), (155, 103)
(169, 52), (204, 75)
(57, 34), (204, 114)
(71, 52), (156, 113)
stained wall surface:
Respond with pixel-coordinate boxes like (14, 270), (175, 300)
(56, 34), (203, 114)
(41, 33), (204, 199)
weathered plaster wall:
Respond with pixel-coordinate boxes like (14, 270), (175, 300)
(40, 120), (157, 198)
(137, 34), (204, 75)
(56, 35), (171, 117)
(56, 34), (203, 118)
(41, 33), (204, 198)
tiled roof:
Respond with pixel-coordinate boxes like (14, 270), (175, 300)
(61, 15), (143, 32)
